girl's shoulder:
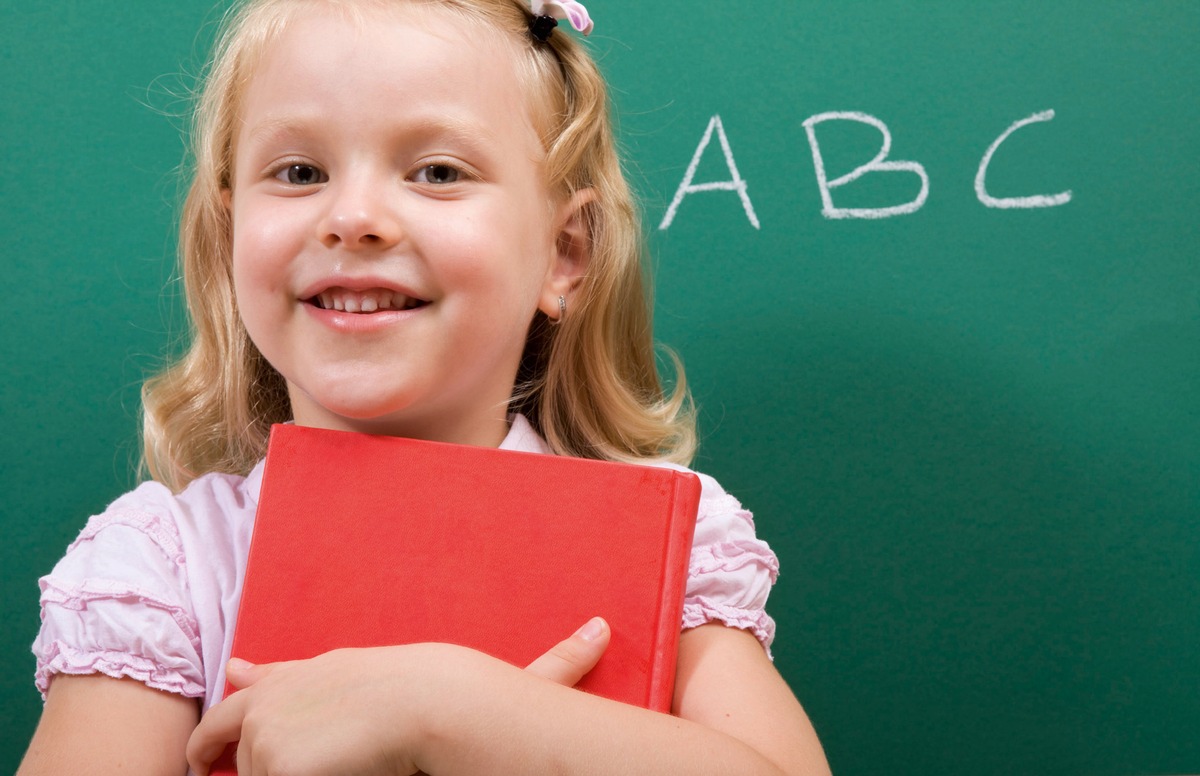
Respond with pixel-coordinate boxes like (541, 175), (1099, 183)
(93, 463), (265, 542)
(46, 462), (264, 608)
(125, 462), (263, 511)
(34, 464), (265, 701)
(644, 461), (768, 548)
(64, 464), (265, 602)
(647, 461), (781, 653)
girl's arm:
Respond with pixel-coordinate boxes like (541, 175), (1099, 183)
(414, 624), (830, 775)
(18, 622), (612, 776)
(17, 675), (199, 776)
(671, 623), (829, 774)
(188, 623), (830, 775)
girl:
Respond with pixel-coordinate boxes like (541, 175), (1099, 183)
(22, 0), (831, 773)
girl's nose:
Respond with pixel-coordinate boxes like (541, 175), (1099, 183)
(317, 180), (403, 250)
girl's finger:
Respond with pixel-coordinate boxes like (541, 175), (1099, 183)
(185, 692), (247, 775)
(523, 617), (610, 687)
(225, 656), (280, 690)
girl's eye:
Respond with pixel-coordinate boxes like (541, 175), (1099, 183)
(413, 164), (461, 185)
(277, 164), (327, 185)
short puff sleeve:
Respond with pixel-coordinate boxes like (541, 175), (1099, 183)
(682, 472), (780, 655)
(32, 485), (205, 699)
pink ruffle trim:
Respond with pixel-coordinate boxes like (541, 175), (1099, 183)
(39, 578), (202, 648)
(682, 599), (776, 659)
(703, 492), (759, 530)
(69, 509), (186, 566)
(689, 538), (780, 582)
(34, 640), (205, 700)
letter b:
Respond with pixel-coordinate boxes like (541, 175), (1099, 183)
(802, 111), (929, 219)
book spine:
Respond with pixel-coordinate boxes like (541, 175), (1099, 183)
(647, 472), (701, 712)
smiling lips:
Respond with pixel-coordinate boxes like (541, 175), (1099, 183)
(308, 288), (428, 314)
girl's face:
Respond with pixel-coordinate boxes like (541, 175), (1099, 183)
(227, 3), (577, 447)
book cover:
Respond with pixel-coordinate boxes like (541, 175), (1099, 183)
(212, 423), (700, 771)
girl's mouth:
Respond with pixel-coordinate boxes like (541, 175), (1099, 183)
(306, 288), (429, 314)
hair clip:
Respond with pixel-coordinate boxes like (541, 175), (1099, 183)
(529, 14), (558, 42)
(528, 0), (593, 40)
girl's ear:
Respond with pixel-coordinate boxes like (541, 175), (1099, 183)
(221, 188), (233, 210)
(539, 188), (596, 320)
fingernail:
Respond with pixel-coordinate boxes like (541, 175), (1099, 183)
(576, 617), (605, 641)
(228, 657), (254, 671)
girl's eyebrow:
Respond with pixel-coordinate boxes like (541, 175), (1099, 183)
(244, 116), (309, 147)
(398, 114), (496, 153)
(243, 113), (498, 153)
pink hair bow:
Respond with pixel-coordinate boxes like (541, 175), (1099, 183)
(530, 0), (594, 35)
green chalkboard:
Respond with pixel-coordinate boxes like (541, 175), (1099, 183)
(2, 3), (1197, 775)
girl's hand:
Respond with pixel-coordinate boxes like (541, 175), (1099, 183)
(186, 618), (610, 776)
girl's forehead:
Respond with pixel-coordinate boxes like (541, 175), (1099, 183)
(240, 2), (534, 114)
(257, 1), (521, 63)
(232, 1), (546, 164)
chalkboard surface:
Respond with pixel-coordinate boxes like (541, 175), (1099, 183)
(2, 3), (1197, 775)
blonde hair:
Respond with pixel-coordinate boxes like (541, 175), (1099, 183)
(142, 0), (696, 491)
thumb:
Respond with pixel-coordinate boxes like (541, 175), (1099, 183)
(225, 656), (276, 690)
(523, 617), (610, 687)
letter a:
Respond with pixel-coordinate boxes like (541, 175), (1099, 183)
(802, 111), (929, 219)
(975, 110), (1073, 209)
(659, 114), (760, 230)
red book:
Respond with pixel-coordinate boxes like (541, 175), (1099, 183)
(212, 423), (700, 772)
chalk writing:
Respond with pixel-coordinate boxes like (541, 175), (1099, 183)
(658, 110), (1072, 228)
(803, 111), (930, 220)
(976, 109), (1073, 209)
(658, 114), (760, 231)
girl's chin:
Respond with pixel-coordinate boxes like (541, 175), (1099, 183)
(287, 406), (508, 447)
(289, 409), (415, 435)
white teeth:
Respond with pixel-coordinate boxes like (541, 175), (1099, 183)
(316, 288), (421, 313)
